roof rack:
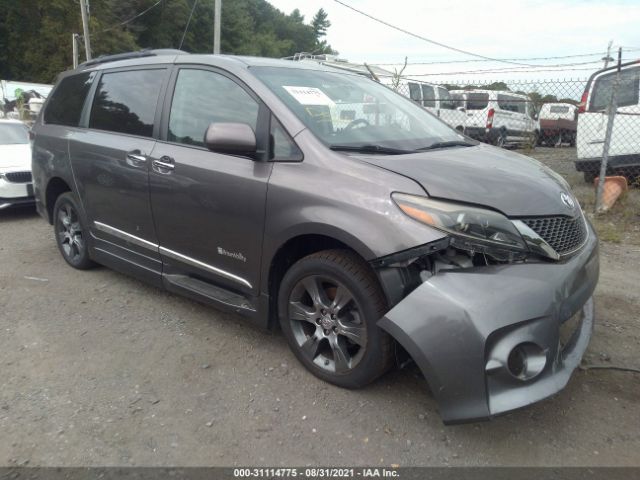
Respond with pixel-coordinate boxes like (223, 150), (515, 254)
(78, 49), (187, 68)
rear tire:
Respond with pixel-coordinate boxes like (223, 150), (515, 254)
(583, 172), (596, 184)
(53, 192), (96, 270)
(495, 129), (507, 148)
(278, 249), (393, 389)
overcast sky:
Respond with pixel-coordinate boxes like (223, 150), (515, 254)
(268, 0), (640, 82)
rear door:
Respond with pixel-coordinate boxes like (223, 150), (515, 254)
(69, 67), (169, 284)
(149, 66), (272, 296)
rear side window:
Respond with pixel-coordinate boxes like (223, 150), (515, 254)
(590, 67), (640, 111)
(451, 93), (465, 108)
(438, 87), (455, 110)
(89, 69), (165, 137)
(408, 83), (421, 103)
(466, 93), (489, 110)
(168, 69), (259, 147)
(421, 85), (435, 107)
(497, 94), (527, 114)
(44, 72), (95, 126)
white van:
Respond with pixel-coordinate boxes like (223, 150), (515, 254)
(384, 79), (467, 132)
(450, 89), (539, 147)
(575, 61), (640, 182)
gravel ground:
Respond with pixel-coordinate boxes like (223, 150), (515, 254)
(1, 154), (639, 466)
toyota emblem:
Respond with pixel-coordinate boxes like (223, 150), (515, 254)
(561, 192), (575, 210)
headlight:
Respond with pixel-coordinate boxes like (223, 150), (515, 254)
(392, 193), (528, 260)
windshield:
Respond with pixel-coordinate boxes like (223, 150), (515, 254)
(252, 67), (461, 151)
(0, 123), (29, 145)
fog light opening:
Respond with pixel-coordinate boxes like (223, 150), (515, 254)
(507, 343), (546, 381)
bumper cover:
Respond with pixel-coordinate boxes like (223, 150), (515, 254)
(378, 223), (599, 424)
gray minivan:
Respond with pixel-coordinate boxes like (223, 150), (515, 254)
(32, 50), (599, 424)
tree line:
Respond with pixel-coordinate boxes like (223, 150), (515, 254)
(0, 0), (336, 84)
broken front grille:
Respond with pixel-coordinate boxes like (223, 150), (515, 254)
(4, 171), (32, 183)
(521, 215), (587, 256)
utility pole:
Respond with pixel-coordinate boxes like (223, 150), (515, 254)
(602, 40), (613, 69)
(213, 0), (221, 54)
(72, 34), (79, 68)
(79, 0), (92, 61)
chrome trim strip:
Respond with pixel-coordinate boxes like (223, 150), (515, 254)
(93, 221), (252, 289)
(93, 221), (159, 251)
(159, 246), (252, 289)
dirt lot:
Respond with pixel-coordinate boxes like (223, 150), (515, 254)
(1, 147), (639, 467)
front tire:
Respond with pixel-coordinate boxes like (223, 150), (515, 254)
(53, 192), (95, 270)
(278, 249), (393, 388)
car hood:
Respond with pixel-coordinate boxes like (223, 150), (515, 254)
(0, 143), (32, 171)
(359, 143), (577, 217)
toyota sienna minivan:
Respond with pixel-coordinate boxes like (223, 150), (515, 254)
(32, 50), (599, 424)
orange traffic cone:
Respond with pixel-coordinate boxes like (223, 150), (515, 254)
(594, 176), (628, 211)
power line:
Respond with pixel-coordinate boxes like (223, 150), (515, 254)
(395, 66), (601, 77)
(372, 51), (610, 66)
(98, 0), (164, 34)
(332, 0), (536, 67)
(179, 0), (199, 50)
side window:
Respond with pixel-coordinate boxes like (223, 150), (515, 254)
(168, 69), (259, 147)
(590, 67), (640, 111)
(89, 69), (164, 137)
(438, 88), (455, 110)
(270, 115), (302, 161)
(408, 83), (421, 104)
(44, 72), (95, 126)
(421, 85), (436, 108)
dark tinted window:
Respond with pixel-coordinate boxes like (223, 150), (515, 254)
(466, 93), (489, 110)
(408, 83), (421, 103)
(89, 69), (164, 137)
(438, 87), (455, 109)
(590, 67), (640, 111)
(168, 69), (259, 147)
(270, 115), (302, 161)
(496, 94), (527, 114)
(44, 72), (95, 126)
(421, 85), (436, 107)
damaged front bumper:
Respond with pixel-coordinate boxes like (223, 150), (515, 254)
(377, 222), (599, 424)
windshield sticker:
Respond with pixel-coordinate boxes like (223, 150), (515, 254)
(283, 86), (335, 106)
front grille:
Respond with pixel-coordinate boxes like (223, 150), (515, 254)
(521, 215), (587, 256)
(4, 171), (32, 183)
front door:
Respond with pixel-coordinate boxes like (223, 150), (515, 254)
(149, 67), (271, 296)
(70, 67), (168, 282)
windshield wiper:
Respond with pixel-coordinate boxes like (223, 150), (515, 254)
(329, 144), (413, 155)
(416, 140), (476, 151)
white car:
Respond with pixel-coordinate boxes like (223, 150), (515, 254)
(576, 61), (640, 182)
(450, 89), (539, 147)
(0, 119), (34, 209)
(383, 78), (468, 132)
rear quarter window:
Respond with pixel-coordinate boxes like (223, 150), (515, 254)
(466, 93), (489, 110)
(44, 72), (95, 126)
(590, 67), (640, 111)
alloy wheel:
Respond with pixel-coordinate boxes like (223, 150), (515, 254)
(56, 203), (85, 263)
(287, 275), (367, 374)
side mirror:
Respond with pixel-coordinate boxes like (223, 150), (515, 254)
(204, 122), (257, 156)
(456, 106), (466, 113)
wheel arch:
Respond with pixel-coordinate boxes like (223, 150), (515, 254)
(45, 177), (72, 224)
(264, 229), (377, 329)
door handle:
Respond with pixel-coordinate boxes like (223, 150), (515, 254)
(152, 156), (175, 173)
(126, 151), (147, 168)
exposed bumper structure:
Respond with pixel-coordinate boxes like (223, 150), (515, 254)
(378, 223), (599, 424)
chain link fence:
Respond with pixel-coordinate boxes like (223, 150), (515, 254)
(377, 69), (640, 221)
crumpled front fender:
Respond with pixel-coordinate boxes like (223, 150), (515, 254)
(377, 225), (599, 424)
